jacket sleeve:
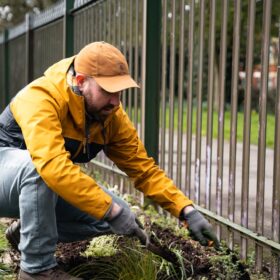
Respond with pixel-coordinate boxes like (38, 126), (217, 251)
(106, 108), (193, 218)
(10, 85), (112, 220)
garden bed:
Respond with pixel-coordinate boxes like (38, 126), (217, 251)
(0, 189), (272, 280)
(1, 211), (259, 280)
(54, 225), (251, 280)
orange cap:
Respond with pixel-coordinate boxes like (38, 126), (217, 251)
(74, 41), (139, 93)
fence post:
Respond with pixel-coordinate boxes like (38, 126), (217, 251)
(25, 13), (33, 84)
(144, 0), (161, 163)
(63, 0), (74, 58)
(3, 29), (9, 106)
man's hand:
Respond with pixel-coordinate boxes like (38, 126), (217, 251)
(106, 203), (141, 235)
(182, 206), (219, 248)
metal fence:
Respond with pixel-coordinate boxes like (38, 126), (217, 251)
(0, 0), (279, 278)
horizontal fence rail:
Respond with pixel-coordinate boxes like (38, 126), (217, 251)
(0, 0), (279, 278)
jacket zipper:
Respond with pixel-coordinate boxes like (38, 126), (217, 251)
(83, 113), (90, 160)
(101, 124), (107, 154)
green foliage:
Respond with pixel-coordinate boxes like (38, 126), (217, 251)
(83, 235), (119, 258)
(115, 244), (159, 280)
(209, 254), (244, 279)
(208, 242), (250, 280)
(0, 0), (59, 30)
(0, 223), (8, 252)
(143, 205), (190, 240)
(0, 265), (15, 279)
(157, 247), (191, 280)
(71, 239), (160, 280)
(0, 223), (16, 279)
(72, 237), (190, 280)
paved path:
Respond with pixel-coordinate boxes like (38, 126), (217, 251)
(160, 134), (274, 237)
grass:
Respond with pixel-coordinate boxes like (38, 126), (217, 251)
(0, 223), (8, 250)
(70, 236), (185, 280)
(203, 108), (275, 148)
(0, 223), (16, 279)
(168, 103), (276, 149)
(130, 101), (276, 148)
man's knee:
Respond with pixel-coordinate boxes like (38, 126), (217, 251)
(17, 150), (37, 172)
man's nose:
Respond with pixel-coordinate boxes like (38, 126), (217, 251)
(110, 94), (121, 106)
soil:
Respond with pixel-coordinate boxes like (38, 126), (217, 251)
(6, 222), (252, 280)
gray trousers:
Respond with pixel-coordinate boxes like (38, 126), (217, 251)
(0, 147), (128, 273)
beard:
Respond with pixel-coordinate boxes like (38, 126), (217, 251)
(86, 103), (115, 121)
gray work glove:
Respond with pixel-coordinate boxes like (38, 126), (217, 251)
(184, 209), (220, 248)
(107, 206), (141, 235)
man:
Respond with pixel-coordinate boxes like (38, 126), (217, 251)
(0, 41), (218, 280)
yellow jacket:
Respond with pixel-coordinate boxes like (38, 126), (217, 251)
(10, 57), (193, 219)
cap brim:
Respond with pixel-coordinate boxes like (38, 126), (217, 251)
(94, 75), (140, 93)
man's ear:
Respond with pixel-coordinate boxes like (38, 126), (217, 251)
(76, 74), (86, 90)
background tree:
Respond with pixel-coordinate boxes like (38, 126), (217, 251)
(0, 0), (59, 30)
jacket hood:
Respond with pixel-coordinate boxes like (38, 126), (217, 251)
(44, 56), (76, 100)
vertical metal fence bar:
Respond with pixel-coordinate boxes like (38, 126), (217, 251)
(117, 0), (121, 47)
(80, 10), (86, 47)
(80, 11), (84, 45)
(93, 4), (97, 40)
(123, 0), (127, 55)
(83, 8), (87, 43)
(92, 6), (96, 41)
(108, 0), (112, 43)
(133, 0), (139, 130)
(85, 7), (90, 41)
(185, 0), (195, 198)
(4, 29), (9, 105)
(92, 6), (95, 41)
(241, 0), (255, 260)
(63, 0), (74, 57)
(104, 1), (108, 42)
(110, 0), (113, 42)
(168, 0), (175, 178)
(78, 12), (82, 49)
(216, 0), (228, 239)
(115, 1), (118, 46)
(176, 0), (185, 189)
(25, 14), (33, 83)
(42, 28), (46, 69)
(88, 7), (93, 41)
(93, 3), (96, 42)
(101, 2), (104, 40)
(88, 7), (92, 42)
(83, 9), (87, 45)
(205, 0), (216, 210)
(73, 13), (77, 51)
(195, 0), (205, 205)
(255, 0), (272, 272)
(122, 0), (127, 111)
(82, 11), (86, 46)
(160, 0), (167, 170)
(112, 0), (116, 45)
(143, 0), (161, 161)
(43, 27), (47, 71)
(228, 0), (241, 250)
(271, 22), (280, 278)
(140, 0), (146, 141)
(76, 12), (82, 47)
(91, 5), (96, 42)
(103, 2), (106, 40)
(128, 0), (133, 118)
